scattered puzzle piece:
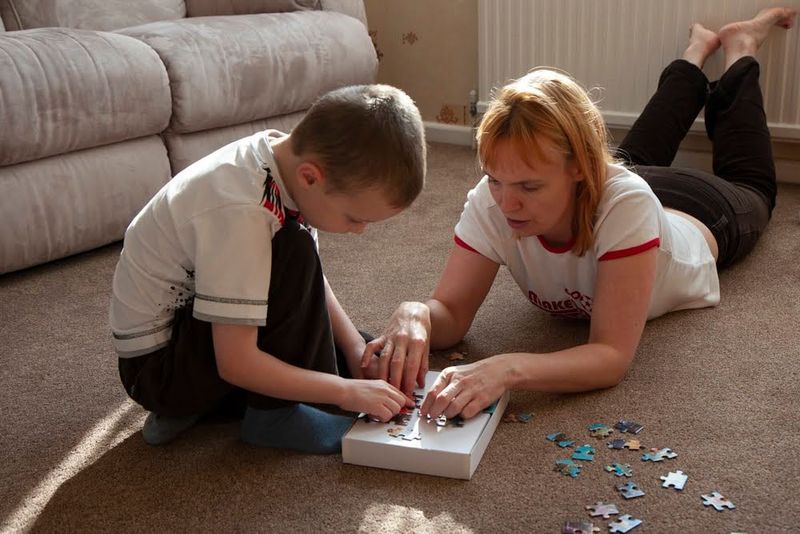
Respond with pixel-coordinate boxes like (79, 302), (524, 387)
(615, 420), (644, 434)
(587, 423), (614, 439)
(546, 432), (575, 448)
(701, 491), (736, 511)
(641, 447), (677, 462)
(661, 470), (688, 490)
(604, 463), (633, 477)
(504, 411), (534, 423)
(608, 514), (642, 533)
(562, 521), (600, 534)
(623, 439), (642, 451)
(571, 444), (596, 462)
(616, 481), (645, 499)
(447, 351), (465, 361)
(585, 502), (619, 519)
(607, 439), (626, 449)
(555, 459), (582, 478)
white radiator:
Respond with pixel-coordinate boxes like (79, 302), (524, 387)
(478, 0), (800, 140)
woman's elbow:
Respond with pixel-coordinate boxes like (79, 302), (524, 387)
(599, 348), (634, 388)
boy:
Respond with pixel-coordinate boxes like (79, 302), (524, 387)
(110, 84), (426, 453)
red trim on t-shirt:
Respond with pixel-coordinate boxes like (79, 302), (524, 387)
(537, 235), (575, 254)
(599, 237), (661, 261)
(454, 235), (480, 254)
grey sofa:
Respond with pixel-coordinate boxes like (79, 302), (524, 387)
(0, 0), (377, 274)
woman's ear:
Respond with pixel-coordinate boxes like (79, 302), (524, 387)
(567, 158), (584, 182)
(296, 161), (325, 189)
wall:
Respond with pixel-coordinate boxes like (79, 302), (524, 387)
(364, 0), (477, 128)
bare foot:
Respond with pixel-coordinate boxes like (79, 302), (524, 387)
(682, 23), (721, 69)
(719, 7), (798, 69)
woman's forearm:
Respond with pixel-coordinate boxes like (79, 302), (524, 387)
(501, 343), (632, 393)
(425, 298), (472, 349)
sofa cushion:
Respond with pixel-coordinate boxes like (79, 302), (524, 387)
(0, 0), (186, 31)
(185, 0), (319, 17)
(119, 10), (377, 134)
(0, 28), (171, 167)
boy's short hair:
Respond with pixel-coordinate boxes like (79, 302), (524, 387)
(291, 84), (426, 208)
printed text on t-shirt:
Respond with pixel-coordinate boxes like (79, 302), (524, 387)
(527, 288), (592, 319)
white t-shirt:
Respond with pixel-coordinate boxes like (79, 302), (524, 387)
(110, 130), (314, 357)
(454, 164), (719, 320)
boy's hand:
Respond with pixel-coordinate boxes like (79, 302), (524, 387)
(340, 379), (414, 422)
(361, 301), (431, 396)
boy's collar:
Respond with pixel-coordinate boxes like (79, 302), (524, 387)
(264, 131), (299, 213)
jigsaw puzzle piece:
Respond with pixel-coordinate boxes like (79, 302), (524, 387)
(604, 463), (633, 477)
(614, 420), (644, 434)
(547, 432), (575, 448)
(587, 423), (613, 439)
(701, 491), (736, 511)
(641, 447), (677, 462)
(555, 459), (582, 478)
(623, 439), (642, 451)
(660, 470), (688, 490)
(562, 520), (600, 534)
(608, 514), (642, 533)
(571, 444), (596, 461)
(607, 439), (626, 449)
(616, 481), (645, 499)
(585, 501), (619, 519)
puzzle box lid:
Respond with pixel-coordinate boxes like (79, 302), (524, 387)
(342, 370), (509, 480)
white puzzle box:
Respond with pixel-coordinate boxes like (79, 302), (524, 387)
(342, 370), (509, 480)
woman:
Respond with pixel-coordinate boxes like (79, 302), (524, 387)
(361, 7), (796, 420)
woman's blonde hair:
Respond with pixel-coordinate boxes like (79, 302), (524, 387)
(477, 67), (615, 255)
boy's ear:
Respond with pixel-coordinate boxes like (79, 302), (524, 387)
(296, 161), (325, 189)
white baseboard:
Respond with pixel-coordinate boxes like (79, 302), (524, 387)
(424, 122), (474, 147)
(425, 122), (799, 185)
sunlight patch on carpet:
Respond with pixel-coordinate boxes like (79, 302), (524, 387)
(358, 503), (472, 533)
(1, 401), (141, 533)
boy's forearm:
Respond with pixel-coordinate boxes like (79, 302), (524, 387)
(219, 343), (350, 406)
(502, 343), (631, 393)
(323, 278), (364, 372)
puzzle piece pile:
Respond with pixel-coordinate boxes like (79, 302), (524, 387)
(543, 419), (738, 533)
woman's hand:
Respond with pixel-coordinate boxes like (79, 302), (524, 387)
(361, 301), (431, 396)
(420, 358), (510, 420)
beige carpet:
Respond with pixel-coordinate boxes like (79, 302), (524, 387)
(2, 143), (798, 533)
